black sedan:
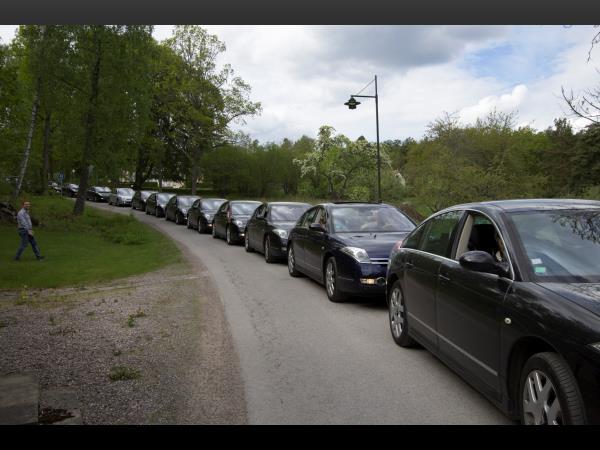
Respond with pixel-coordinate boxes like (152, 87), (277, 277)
(287, 202), (416, 302)
(145, 192), (175, 217)
(165, 195), (200, 225)
(187, 198), (227, 233)
(212, 200), (261, 245)
(62, 183), (78, 197)
(386, 199), (600, 425)
(132, 190), (156, 211)
(86, 186), (111, 202)
(244, 202), (311, 263)
(109, 188), (135, 206)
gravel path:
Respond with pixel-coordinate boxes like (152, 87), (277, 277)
(0, 228), (247, 424)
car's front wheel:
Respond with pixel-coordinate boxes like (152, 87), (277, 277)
(226, 226), (235, 245)
(287, 242), (302, 277)
(245, 230), (254, 252)
(264, 236), (275, 263)
(519, 352), (586, 425)
(388, 280), (416, 347)
(325, 257), (346, 303)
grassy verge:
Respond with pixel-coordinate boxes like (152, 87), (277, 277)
(0, 195), (181, 289)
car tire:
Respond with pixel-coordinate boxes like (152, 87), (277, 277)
(226, 225), (235, 245)
(325, 257), (347, 303)
(287, 242), (302, 277)
(197, 219), (204, 234)
(519, 352), (586, 425)
(245, 230), (254, 252)
(388, 280), (417, 347)
(264, 236), (275, 263)
(212, 222), (218, 239)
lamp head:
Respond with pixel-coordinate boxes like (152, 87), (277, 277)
(344, 97), (360, 110)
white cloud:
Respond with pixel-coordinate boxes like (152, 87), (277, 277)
(459, 85), (528, 124)
(1, 25), (599, 141)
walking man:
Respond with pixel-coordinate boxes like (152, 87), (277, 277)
(14, 201), (44, 261)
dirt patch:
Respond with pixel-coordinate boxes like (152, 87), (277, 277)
(0, 244), (247, 424)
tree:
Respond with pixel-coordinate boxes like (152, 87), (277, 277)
(164, 25), (261, 195)
(294, 126), (389, 200)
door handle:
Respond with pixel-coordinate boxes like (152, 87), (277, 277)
(438, 273), (450, 282)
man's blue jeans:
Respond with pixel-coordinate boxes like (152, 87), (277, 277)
(15, 228), (41, 260)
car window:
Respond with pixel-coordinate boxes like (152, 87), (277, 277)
(255, 204), (266, 218)
(419, 210), (463, 258)
(218, 202), (228, 214)
(300, 208), (319, 228)
(313, 208), (327, 227)
(192, 199), (200, 208)
(403, 224), (426, 250)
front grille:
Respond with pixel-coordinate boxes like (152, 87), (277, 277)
(370, 258), (389, 265)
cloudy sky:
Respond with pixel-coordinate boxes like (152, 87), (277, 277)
(1, 25), (599, 143)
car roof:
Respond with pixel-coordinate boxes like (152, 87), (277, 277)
(438, 198), (600, 214)
(267, 202), (311, 206)
(319, 202), (396, 208)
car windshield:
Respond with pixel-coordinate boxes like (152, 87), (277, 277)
(232, 202), (260, 215)
(509, 209), (600, 282)
(178, 197), (197, 208)
(117, 188), (134, 196)
(202, 199), (226, 211)
(331, 205), (415, 233)
(157, 193), (173, 202)
(270, 204), (311, 222)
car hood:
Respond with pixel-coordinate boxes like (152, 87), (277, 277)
(201, 209), (217, 216)
(233, 214), (251, 222)
(336, 231), (411, 259)
(537, 283), (600, 317)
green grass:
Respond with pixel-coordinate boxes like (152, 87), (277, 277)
(0, 195), (181, 289)
(108, 365), (141, 381)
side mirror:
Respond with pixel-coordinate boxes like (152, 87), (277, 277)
(309, 223), (326, 233)
(459, 251), (509, 277)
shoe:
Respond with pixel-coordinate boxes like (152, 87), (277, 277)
(37, 256), (45, 261)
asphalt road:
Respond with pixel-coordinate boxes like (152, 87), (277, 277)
(90, 201), (513, 424)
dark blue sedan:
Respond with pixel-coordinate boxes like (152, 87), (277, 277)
(287, 202), (416, 302)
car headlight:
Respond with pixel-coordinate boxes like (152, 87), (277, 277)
(235, 220), (244, 228)
(340, 246), (371, 263)
(273, 229), (288, 239)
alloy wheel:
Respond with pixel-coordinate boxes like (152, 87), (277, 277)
(288, 246), (295, 274)
(389, 287), (405, 339)
(523, 370), (563, 425)
(265, 237), (270, 262)
(245, 231), (254, 252)
(325, 260), (336, 298)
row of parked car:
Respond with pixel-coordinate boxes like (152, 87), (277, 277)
(87, 185), (600, 425)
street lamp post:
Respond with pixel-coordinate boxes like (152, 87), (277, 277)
(345, 75), (381, 203)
